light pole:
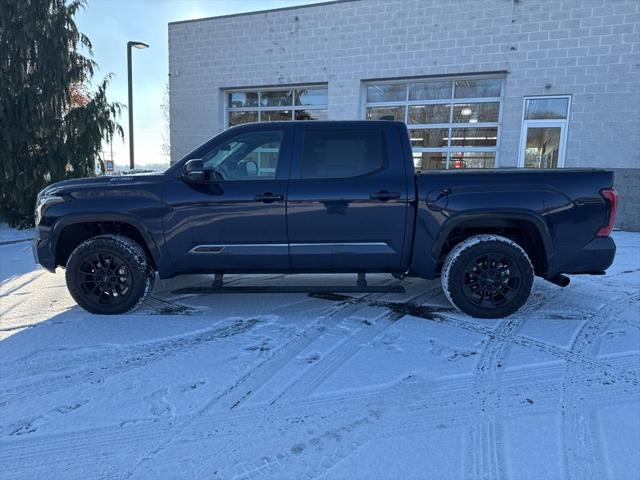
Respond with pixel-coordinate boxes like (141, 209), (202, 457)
(127, 41), (149, 170)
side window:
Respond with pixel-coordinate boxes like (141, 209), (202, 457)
(300, 129), (386, 180)
(202, 130), (283, 181)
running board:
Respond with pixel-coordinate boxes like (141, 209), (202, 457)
(172, 284), (405, 295)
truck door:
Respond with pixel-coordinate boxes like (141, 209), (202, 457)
(163, 123), (292, 272)
(286, 123), (409, 271)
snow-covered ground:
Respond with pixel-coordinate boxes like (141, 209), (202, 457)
(0, 231), (638, 480)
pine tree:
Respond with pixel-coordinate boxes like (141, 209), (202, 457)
(0, 0), (122, 227)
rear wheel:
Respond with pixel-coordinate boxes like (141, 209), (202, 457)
(65, 235), (154, 315)
(441, 235), (534, 318)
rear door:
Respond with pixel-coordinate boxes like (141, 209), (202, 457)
(286, 123), (409, 271)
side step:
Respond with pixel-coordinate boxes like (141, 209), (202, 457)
(172, 272), (405, 295)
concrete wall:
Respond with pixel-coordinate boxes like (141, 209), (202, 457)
(613, 168), (640, 231)
(168, 0), (640, 229)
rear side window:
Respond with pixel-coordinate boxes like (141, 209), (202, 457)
(300, 128), (386, 179)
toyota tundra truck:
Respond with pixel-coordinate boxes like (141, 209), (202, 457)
(33, 121), (618, 318)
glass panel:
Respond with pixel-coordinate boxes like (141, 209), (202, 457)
(413, 152), (447, 170)
(229, 111), (258, 126)
(295, 109), (328, 121)
(408, 104), (451, 124)
(409, 128), (449, 148)
(366, 83), (406, 102)
(295, 88), (328, 106)
(449, 152), (495, 169)
(524, 97), (569, 120)
(301, 128), (386, 179)
(261, 110), (293, 122)
(228, 92), (258, 108)
(452, 102), (499, 123)
(523, 127), (561, 168)
(366, 106), (405, 121)
(408, 81), (452, 100)
(449, 128), (498, 147)
(454, 79), (502, 98)
(260, 90), (293, 107)
(202, 130), (283, 180)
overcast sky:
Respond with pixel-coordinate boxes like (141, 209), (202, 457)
(75, 0), (327, 168)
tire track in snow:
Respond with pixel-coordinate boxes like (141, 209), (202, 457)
(561, 290), (638, 480)
(0, 317), (262, 405)
(464, 283), (566, 480)
(124, 292), (388, 479)
(270, 288), (440, 406)
(1, 358), (636, 479)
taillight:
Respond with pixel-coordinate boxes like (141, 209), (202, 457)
(596, 188), (618, 237)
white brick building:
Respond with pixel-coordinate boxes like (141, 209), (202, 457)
(168, 0), (640, 230)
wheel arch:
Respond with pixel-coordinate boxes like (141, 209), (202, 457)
(52, 214), (160, 270)
(433, 211), (553, 277)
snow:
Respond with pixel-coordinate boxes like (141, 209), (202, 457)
(0, 231), (638, 479)
(0, 223), (34, 243)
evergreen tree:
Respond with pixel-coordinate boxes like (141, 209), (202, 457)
(0, 0), (122, 227)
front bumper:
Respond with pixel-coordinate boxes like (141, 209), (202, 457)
(32, 230), (56, 272)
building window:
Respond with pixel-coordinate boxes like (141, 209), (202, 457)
(226, 86), (328, 127)
(518, 96), (571, 168)
(364, 76), (503, 170)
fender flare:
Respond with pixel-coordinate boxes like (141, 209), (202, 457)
(51, 213), (163, 267)
(431, 210), (554, 275)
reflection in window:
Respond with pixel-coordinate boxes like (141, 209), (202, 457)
(524, 97), (569, 120)
(301, 129), (386, 179)
(524, 127), (561, 168)
(295, 109), (328, 121)
(454, 79), (502, 98)
(202, 130), (283, 180)
(229, 111), (258, 126)
(262, 110), (293, 122)
(409, 129), (448, 148)
(408, 104), (451, 124)
(366, 106), (405, 121)
(366, 83), (406, 102)
(449, 128), (498, 147)
(409, 81), (452, 101)
(364, 76), (503, 169)
(449, 152), (496, 169)
(413, 152), (447, 170)
(226, 86), (327, 128)
(452, 103), (499, 123)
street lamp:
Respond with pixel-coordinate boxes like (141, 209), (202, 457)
(127, 41), (149, 170)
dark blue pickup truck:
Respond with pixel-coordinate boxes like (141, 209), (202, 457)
(33, 121), (617, 318)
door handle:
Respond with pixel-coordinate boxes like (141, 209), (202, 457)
(369, 190), (401, 201)
(255, 192), (284, 203)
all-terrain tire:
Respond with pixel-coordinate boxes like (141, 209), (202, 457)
(441, 234), (534, 319)
(65, 235), (154, 315)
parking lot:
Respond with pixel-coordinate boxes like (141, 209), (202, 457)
(0, 232), (638, 480)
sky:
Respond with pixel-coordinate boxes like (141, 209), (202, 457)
(75, 0), (328, 168)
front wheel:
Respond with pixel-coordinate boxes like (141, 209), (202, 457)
(441, 235), (534, 319)
(65, 235), (154, 315)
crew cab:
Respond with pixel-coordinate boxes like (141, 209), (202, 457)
(33, 121), (618, 318)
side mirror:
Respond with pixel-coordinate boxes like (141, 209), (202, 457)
(182, 158), (204, 183)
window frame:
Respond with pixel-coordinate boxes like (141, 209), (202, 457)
(517, 95), (571, 168)
(225, 84), (328, 128)
(361, 74), (505, 170)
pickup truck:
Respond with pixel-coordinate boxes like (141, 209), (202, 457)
(33, 121), (618, 318)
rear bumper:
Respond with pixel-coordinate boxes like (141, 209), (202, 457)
(550, 236), (616, 277)
(32, 230), (56, 273)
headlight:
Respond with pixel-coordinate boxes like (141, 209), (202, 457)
(35, 194), (64, 225)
